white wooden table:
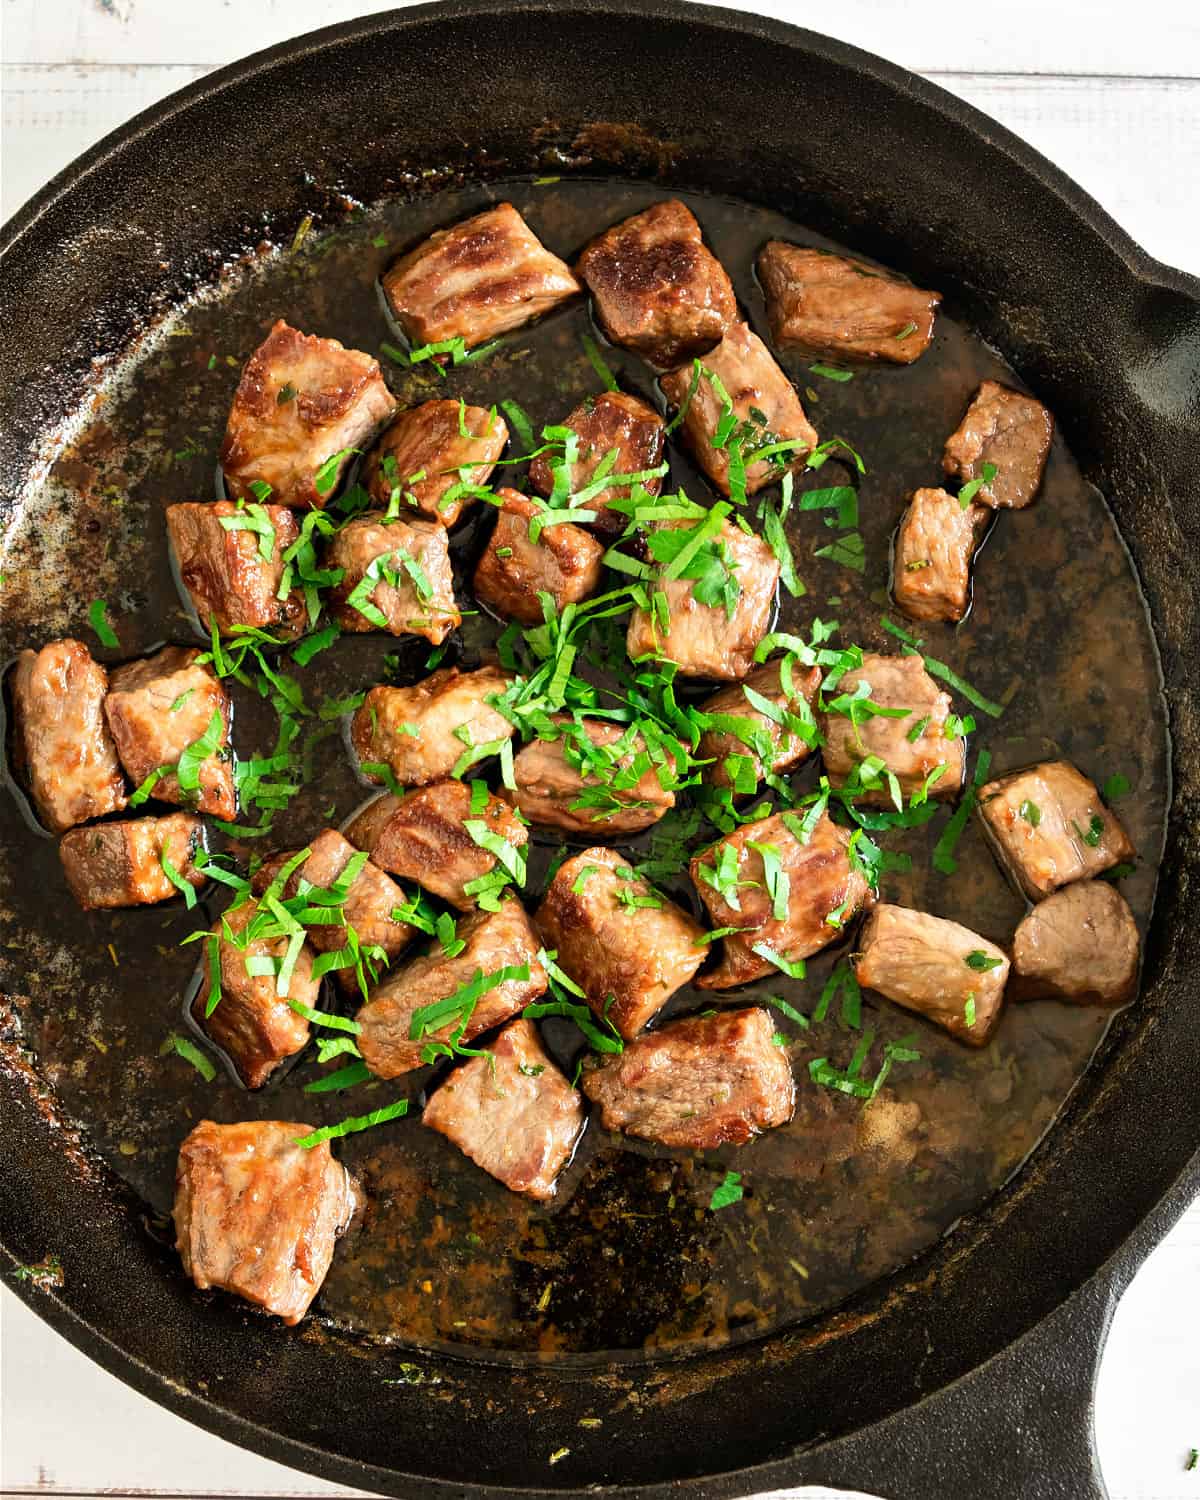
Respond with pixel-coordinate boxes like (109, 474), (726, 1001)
(2, 3), (1199, 1496)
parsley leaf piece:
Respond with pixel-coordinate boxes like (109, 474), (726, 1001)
(176, 709), (225, 796)
(582, 333), (619, 391)
(1102, 773), (1131, 802)
(160, 849), (198, 908)
(294, 1098), (409, 1149)
(709, 1171), (744, 1211)
(1019, 798), (1041, 827)
(814, 531), (866, 573)
(162, 1032), (215, 1082)
(957, 461), (999, 509)
(809, 363), (854, 383)
(965, 949), (1003, 973)
(88, 598), (119, 649)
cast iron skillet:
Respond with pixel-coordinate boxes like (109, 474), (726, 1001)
(1, 3), (1199, 1496)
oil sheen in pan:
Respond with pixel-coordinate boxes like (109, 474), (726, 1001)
(0, 176), (1169, 1364)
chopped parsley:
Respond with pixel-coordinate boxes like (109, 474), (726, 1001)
(87, 598), (119, 649)
(709, 1171), (744, 1210)
(957, 461), (999, 508)
(294, 1098), (409, 1149)
(964, 950), (1003, 972)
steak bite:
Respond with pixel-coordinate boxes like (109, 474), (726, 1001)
(892, 488), (985, 625)
(509, 717), (676, 837)
(327, 513), (459, 644)
(528, 391), (665, 539)
(821, 652), (964, 806)
(59, 813), (205, 910)
(661, 320), (817, 497)
(351, 665), (515, 789)
(942, 379), (1054, 510)
(853, 904), (1009, 1046)
(582, 1007), (795, 1149)
(697, 658), (822, 791)
(363, 400), (508, 527)
(534, 847), (705, 1040)
(423, 1018), (584, 1199)
(174, 1119), (359, 1325)
(757, 242), (941, 364)
(575, 200), (736, 367)
(626, 517), (780, 680)
(976, 760), (1135, 901)
(220, 319), (396, 509)
(473, 489), (604, 626)
(1010, 881), (1140, 1007)
(105, 646), (235, 818)
(194, 899), (316, 1089)
(344, 781), (528, 911)
(10, 639), (127, 832)
(691, 810), (870, 990)
(166, 501), (307, 639)
(356, 899), (547, 1079)
(382, 202), (579, 350)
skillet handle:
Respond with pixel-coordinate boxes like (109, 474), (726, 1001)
(791, 1266), (1119, 1500)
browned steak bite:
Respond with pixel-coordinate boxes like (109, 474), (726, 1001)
(166, 501), (307, 639)
(363, 400), (508, 527)
(356, 899), (547, 1079)
(327, 513), (459, 644)
(575, 200), (736, 367)
(528, 391), (666, 538)
(251, 830), (414, 992)
(382, 202), (579, 349)
(892, 488), (985, 624)
(626, 517), (780, 680)
(582, 1007), (795, 1148)
(757, 242), (941, 364)
(344, 781), (528, 911)
(942, 379), (1054, 510)
(473, 489), (604, 625)
(821, 652), (964, 806)
(194, 899), (316, 1089)
(976, 760), (1135, 901)
(60, 813), (205, 910)
(854, 904), (1009, 1046)
(105, 646), (235, 819)
(534, 847), (705, 1040)
(423, 1018), (584, 1199)
(661, 320), (817, 496)
(220, 319), (396, 509)
(509, 717), (675, 837)
(697, 658), (822, 791)
(351, 665), (515, 789)
(691, 810), (870, 990)
(1010, 880), (1140, 1006)
(174, 1119), (359, 1325)
(10, 639), (127, 832)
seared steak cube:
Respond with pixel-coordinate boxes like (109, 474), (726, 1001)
(892, 487), (985, 624)
(382, 202), (579, 350)
(509, 717), (675, 836)
(942, 380), (1054, 510)
(854, 903), (1009, 1046)
(166, 500), (307, 639)
(363, 400), (508, 526)
(582, 1006), (794, 1148)
(328, 513), (459, 644)
(350, 665), (515, 789)
(976, 760), (1135, 900)
(344, 781), (528, 911)
(697, 658), (822, 791)
(691, 810), (870, 990)
(1011, 880), (1140, 1007)
(473, 489), (604, 626)
(251, 830), (414, 991)
(174, 1119), (359, 1325)
(423, 1018), (584, 1199)
(528, 391), (665, 539)
(757, 242), (941, 364)
(821, 652), (964, 805)
(356, 899), (547, 1079)
(195, 899), (316, 1089)
(59, 812), (205, 910)
(661, 320), (817, 497)
(10, 639), (127, 833)
(105, 646), (235, 818)
(626, 517), (780, 680)
(220, 319), (396, 510)
(575, 200), (736, 367)
(534, 847), (705, 1040)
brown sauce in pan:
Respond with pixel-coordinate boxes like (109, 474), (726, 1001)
(0, 180), (1168, 1361)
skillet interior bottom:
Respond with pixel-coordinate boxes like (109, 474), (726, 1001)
(0, 176), (1168, 1362)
